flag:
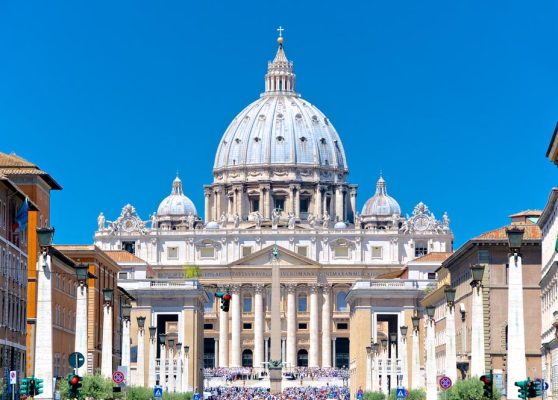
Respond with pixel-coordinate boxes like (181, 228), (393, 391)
(12, 197), (29, 232)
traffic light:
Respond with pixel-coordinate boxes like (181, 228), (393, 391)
(34, 377), (44, 395)
(28, 378), (36, 397)
(515, 379), (530, 400)
(215, 291), (231, 312)
(480, 372), (493, 399)
(20, 378), (29, 396)
(529, 379), (543, 398)
(68, 373), (83, 399)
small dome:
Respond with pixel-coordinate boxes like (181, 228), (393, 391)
(205, 221), (220, 229)
(157, 176), (197, 217)
(362, 176), (401, 217)
(334, 221), (348, 229)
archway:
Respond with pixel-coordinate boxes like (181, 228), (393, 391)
(242, 349), (253, 367)
(297, 349), (308, 367)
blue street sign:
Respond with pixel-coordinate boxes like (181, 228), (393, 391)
(544, 381), (549, 391)
(154, 386), (163, 398)
(194, 392), (201, 400)
(396, 388), (408, 399)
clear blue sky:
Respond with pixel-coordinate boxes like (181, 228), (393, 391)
(1, 1), (557, 248)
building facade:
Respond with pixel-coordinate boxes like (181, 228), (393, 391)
(93, 35), (453, 391)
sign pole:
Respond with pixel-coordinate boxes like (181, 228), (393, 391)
(11, 383), (15, 400)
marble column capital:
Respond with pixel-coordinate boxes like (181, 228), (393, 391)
(309, 283), (320, 293)
(322, 284), (332, 294)
(254, 284), (265, 294)
(286, 284), (297, 293)
(230, 284), (241, 294)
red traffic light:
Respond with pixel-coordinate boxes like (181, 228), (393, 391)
(70, 375), (80, 385)
(223, 294), (232, 301)
(480, 376), (492, 384)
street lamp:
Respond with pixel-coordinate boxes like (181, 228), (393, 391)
(148, 326), (157, 388)
(445, 287), (456, 308)
(75, 264), (88, 285)
(400, 326), (408, 337)
(367, 346), (372, 354)
(137, 316), (146, 329)
(121, 304), (132, 321)
(36, 227), (55, 249)
(184, 345), (189, 355)
(411, 316), (420, 331)
(470, 263), (486, 377)
(506, 226), (525, 254)
(471, 264), (485, 287)
(390, 332), (397, 343)
(381, 338), (388, 348)
(425, 305), (435, 319)
(102, 288), (113, 304)
(371, 342), (379, 353)
(149, 326), (157, 340)
(159, 333), (167, 345)
(168, 338), (175, 350)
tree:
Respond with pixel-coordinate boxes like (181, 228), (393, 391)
(364, 392), (385, 400)
(184, 265), (201, 280)
(446, 378), (500, 400)
(60, 373), (121, 400)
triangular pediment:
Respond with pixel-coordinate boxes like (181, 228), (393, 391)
(229, 245), (319, 267)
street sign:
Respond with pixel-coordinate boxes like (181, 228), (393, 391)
(356, 388), (363, 400)
(68, 352), (85, 368)
(112, 370), (125, 384)
(396, 388), (409, 399)
(544, 381), (549, 391)
(153, 385), (163, 399)
(439, 376), (453, 390)
(194, 393), (201, 400)
(9, 370), (16, 385)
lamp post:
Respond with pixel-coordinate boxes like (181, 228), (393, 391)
(444, 287), (457, 382)
(183, 345), (190, 392)
(390, 332), (398, 391)
(366, 346), (373, 391)
(168, 339), (175, 393)
(411, 316), (421, 390)
(121, 304), (132, 372)
(34, 227), (55, 400)
(175, 342), (183, 393)
(470, 263), (485, 377)
(159, 333), (167, 390)
(101, 288), (114, 378)
(371, 342), (379, 391)
(381, 338), (388, 395)
(425, 305), (436, 400)
(400, 325), (408, 389)
(506, 226), (526, 400)
(74, 263), (89, 376)
(135, 316), (146, 387)
(148, 326), (157, 388)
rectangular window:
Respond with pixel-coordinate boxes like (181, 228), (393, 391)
(118, 272), (128, 280)
(274, 198), (285, 211)
(298, 295), (307, 312)
(204, 323), (214, 330)
(242, 246), (252, 257)
(296, 246), (308, 257)
(243, 296), (252, 313)
(243, 323), (252, 330)
(298, 323), (308, 330)
(427, 272), (436, 280)
(167, 246), (178, 259)
(415, 243), (428, 257)
(122, 241), (135, 254)
(300, 198), (310, 213)
(200, 247), (215, 259)
(337, 323), (348, 330)
(478, 250), (490, 264)
(334, 246), (349, 258)
(371, 246), (382, 258)
(250, 198), (260, 212)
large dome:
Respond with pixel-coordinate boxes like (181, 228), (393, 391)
(157, 176), (197, 216)
(213, 37), (348, 175)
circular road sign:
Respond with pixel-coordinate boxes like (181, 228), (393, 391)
(112, 370), (125, 384)
(68, 352), (85, 368)
(439, 376), (453, 390)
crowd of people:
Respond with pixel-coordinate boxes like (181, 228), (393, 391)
(288, 367), (349, 380)
(206, 385), (350, 400)
(204, 367), (256, 381)
(204, 367), (349, 382)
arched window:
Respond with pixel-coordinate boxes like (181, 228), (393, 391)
(297, 349), (308, 367)
(337, 291), (348, 312)
(242, 349), (253, 367)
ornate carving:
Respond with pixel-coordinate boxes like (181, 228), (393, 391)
(106, 204), (147, 235)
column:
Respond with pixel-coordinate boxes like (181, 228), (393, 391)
(412, 328), (421, 389)
(315, 186), (322, 219)
(183, 348), (190, 392)
(204, 190), (211, 223)
(294, 186), (300, 218)
(176, 345), (182, 393)
(349, 187), (357, 223)
(309, 284), (320, 367)
(219, 301), (229, 367)
(381, 345), (388, 395)
(168, 346), (175, 392)
(286, 284), (297, 368)
(101, 302), (113, 378)
(425, 317), (436, 400)
(321, 285), (332, 367)
(254, 285), (265, 371)
(34, 252), (53, 400)
(258, 188), (264, 217)
(281, 339), (286, 363)
(332, 338), (337, 368)
(471, 282), (485, 377)
(148, 329), (157, 388)
(122, 318), (131, 371)
(160, 342), (167, 390)
(372, 349), (379, 391)
(366, 351), (372, 391)
(214, 339), (219, 368)
(335, 186), (343, 221)
(289, 185), (295, 213)
(390, 341), (397, 391)
(264, 338), (269, 364)
(507, 252), (527, 399)
(213, 190), (218, 221)
(400, 335), (408, 389)
(445, 304), (457, 382)
(75, 282), (88, 376)
(231, 285), (241, 367)
(136, 326), (145, 387)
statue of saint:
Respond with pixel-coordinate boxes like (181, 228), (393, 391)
(322, 211), (331, 229)
(97, 212), (105, 231)
(220, 212), (228, 228)
(233, 212), (240, 228)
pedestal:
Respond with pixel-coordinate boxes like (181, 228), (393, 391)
(269, 367), (282, 394)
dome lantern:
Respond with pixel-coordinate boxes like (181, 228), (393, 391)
(264, 27), (296, 95)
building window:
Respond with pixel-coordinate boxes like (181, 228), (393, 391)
(300, 198), (310, 213)
(296, 246), (308, 257)
(200, 247), (215, 259)
(167, 247), (178, 259)
(478, 250), (490, 264)
(204, 323), (213, 330)
(243, 296), (252, 313)
(205, 296), (214, 312)
(337, 291), (348, 312)
(415, 243), (428, 257)
(274, 197), (285, 212)
(334, 246), (349, 258)
(250, 197), (259, 212)
(118, 272), (128, 280)
(122, 241), (135, 254)
(298, 294), (307, 312)
(427, 272), (436, 280)
(337, 323), (348, 330)
(371, 246), (382, 259)
(297, 349), (308, 367)
(298, 323), (308, 330)
(242, 349), (253, 367)
(243, 323), (252, 330)
(242, 246), (252, 257)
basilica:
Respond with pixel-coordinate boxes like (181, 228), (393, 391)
(94, 33), (453, 393)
